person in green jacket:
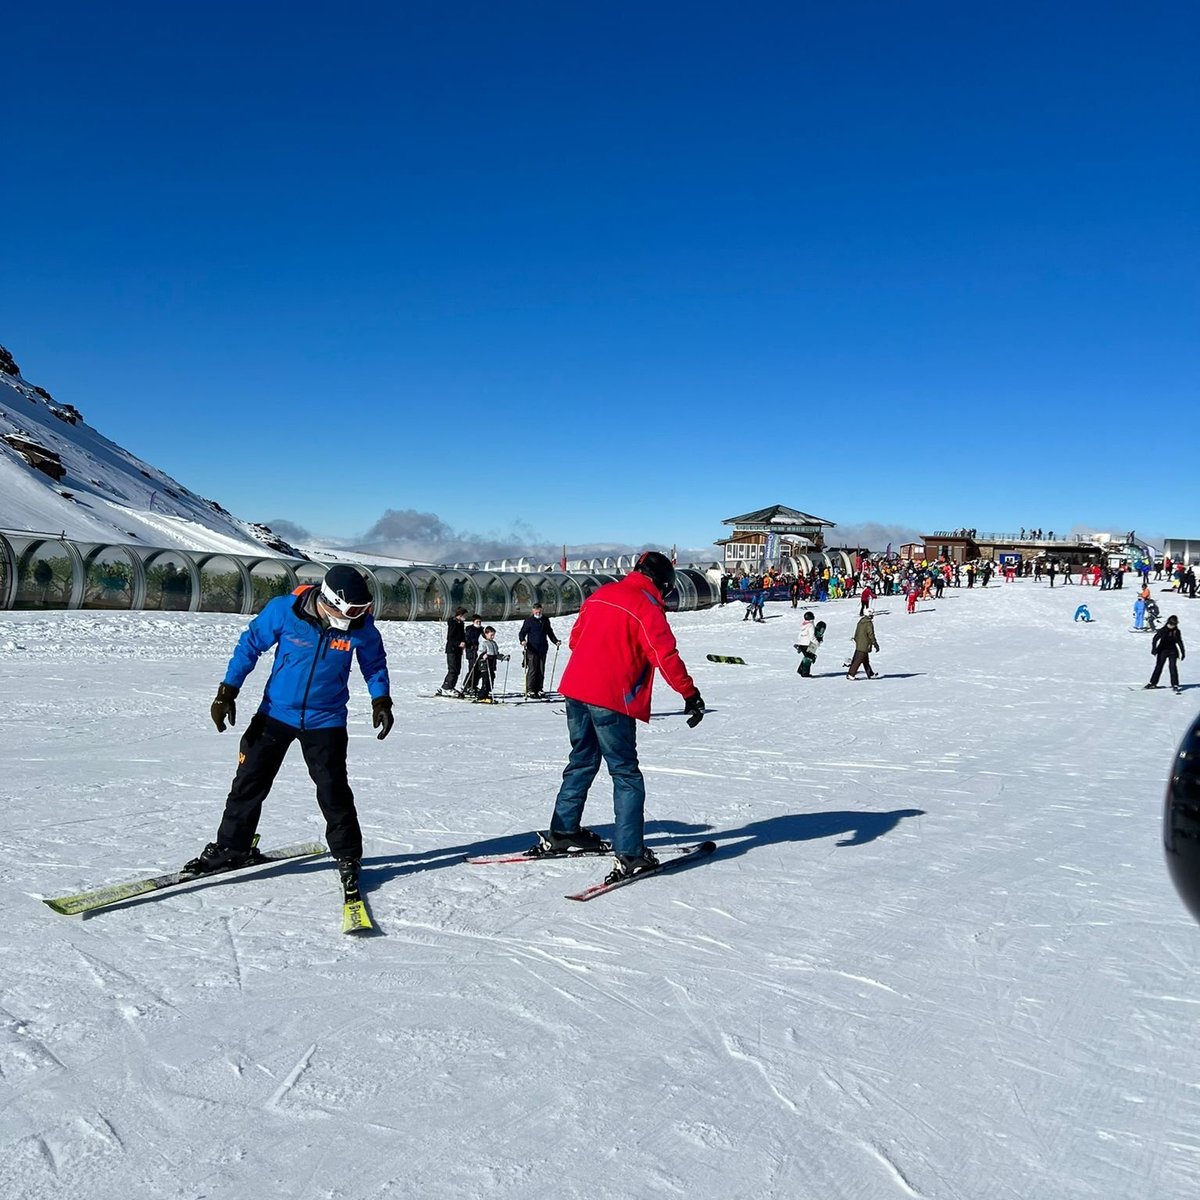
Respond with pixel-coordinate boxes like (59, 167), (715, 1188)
(847, 611), (880, 680)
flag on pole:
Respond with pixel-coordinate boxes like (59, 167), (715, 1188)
(560, 544), (567, 572)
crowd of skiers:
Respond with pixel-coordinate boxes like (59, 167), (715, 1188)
(178, 539), (1192, 900)
(731, 549), (1192, 697)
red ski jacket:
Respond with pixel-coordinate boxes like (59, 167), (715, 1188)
(559, 573), (696, 722)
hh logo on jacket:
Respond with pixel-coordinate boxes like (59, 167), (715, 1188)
(330, 637), (352, 652)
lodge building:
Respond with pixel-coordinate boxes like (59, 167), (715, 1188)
(717, 504), (859, 575)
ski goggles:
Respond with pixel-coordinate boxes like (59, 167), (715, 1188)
(319, 580), (373, 619)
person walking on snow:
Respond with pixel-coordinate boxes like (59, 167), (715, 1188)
(189, 565), (393, 896)
(1146, 615), (1185, 691)
(859, 582), (874, 616)
(796, 610), (817, 651)
(847, 610), (880, 680)
(518, 600), (561, 698)
(538, 551), (705, 883)
(795, 610), (818, 675)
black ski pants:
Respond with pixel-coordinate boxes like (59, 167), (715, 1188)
(464, 653), (497, 697)
(524, 648), (547, 695)
(442, 647), (464, 691)
(1149, 653), (1180, 689)
(217, 714), (362, 860)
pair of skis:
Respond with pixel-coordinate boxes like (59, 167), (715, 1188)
(465, 840), (718, 901)
(43, 842), (375, 935)
(41, 838), (718, 924)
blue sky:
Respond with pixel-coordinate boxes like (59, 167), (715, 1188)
(3, 2), (1197, 555)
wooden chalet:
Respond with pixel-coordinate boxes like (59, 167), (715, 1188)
(717, 504), (837, 571)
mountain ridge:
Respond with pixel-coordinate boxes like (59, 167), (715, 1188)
(0, 345), (302, 557)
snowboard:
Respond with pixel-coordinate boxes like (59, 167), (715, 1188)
(706, 654), (746, 665)
(798, 620), (827, 676)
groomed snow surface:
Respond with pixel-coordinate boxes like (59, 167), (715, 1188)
(2, 581), (1198, 1200)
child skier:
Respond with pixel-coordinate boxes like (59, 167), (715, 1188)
(473, 626), (508, 702)
(1133, 596), (1147, 631)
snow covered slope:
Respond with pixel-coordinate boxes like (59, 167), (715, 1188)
(2, 580), (1199, 1199)
(0, 346), (298, 555)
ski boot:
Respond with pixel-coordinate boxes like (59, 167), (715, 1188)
(337, 858), (362, 899)
(603, 847), (660, 886)
(533, 827), (611, 856)
(183, 842), (262, 875)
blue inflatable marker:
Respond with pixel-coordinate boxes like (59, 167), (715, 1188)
(1074, 604), (1093, 623)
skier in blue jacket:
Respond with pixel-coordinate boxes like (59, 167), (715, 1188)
(184, 565), (392, 895)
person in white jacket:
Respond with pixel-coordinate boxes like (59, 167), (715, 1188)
(795, 611), (820, 677)
(796, 611), (817, 653)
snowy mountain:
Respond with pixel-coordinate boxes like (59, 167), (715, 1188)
(0, 345), (301, 557)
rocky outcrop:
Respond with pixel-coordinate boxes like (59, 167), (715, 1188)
(48, 404), (82, 425)
(0, 346), (19, 376)
(249, 522), (305, 557)
(2, 432), (66, 481)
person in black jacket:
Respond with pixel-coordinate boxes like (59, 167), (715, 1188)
(518, 601), (561, 697)
(1147, 615), (1186, 691)
(439, 606), (469, 696)
(462, 614), (484, 696)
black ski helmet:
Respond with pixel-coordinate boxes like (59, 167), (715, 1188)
(1165, 712), (1200, 923)
(633, 550), (676, 597)
(321, 564), (372, 608)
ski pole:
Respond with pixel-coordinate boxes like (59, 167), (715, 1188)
(548, 643), (560, 694)
(501, 651), (511, 698)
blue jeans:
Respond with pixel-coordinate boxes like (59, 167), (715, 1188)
(551, 700), (646, 857)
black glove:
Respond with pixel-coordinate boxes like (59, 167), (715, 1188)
(372, 696), (394, 741)
(684, 691), (706, 728)
(210, 683), (239, 732)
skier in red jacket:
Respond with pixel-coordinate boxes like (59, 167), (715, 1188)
(536, 551), (705, 883)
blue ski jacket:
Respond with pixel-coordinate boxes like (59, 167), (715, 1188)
(222, 587), (390, 730)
